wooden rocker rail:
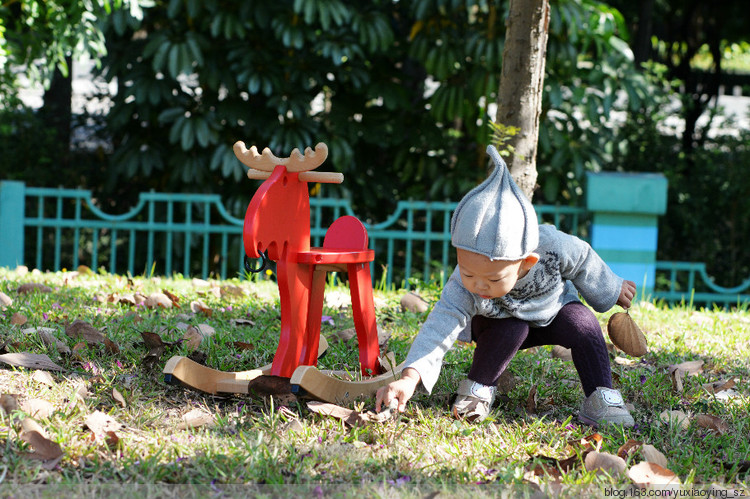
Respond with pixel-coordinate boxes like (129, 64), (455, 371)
(163, 338), (405, 405)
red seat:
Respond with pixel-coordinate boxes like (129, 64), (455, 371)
(294, 216), (381, 375)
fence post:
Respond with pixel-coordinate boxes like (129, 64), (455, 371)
(586, 172), (668, 300)
(0, 181), (26, 269)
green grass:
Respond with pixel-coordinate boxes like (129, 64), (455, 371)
(0, 267), (748, 495)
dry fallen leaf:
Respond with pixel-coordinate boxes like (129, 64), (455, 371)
(702, 378), (737, 394)
(525, 385), (538, 414)
(161, 289), (181, 306)
(0, 393), (20, 415)
(11, 312), (28, 326)
(695, 414), (731, 434)
(233, 341), (254, 351)
(496, 369), (518, 394)
(584, 451), (627, 476)
(617, 438), (643, 460)
(0, 291), (13, 309)
(65, 319), (106, 344)
(182, 324), (216, 351)
(21, 430), (64, 462)
(551, 345), (572, 361)
(668, 360), (704, 375)
(177, 408), (216, 430)
(30, 327), (71, 354)
(607, 312), (648, 356)
(220, 284), (244, 297)
(306, 401), (371, 427)
(628, 461), (681, 486)
(400, 292), (429, 313)
(641, 444), (669, 468)
(0, 352), (64, 371)
(20, 398), (55, 419)
(189, 300), (212, 316)
(32, 370), (57, 387)
(112, 388), (127, 408)
(658, 410), (690, 430)
(85, 411), (124, 439)
(17, 283), (53, 294)
(144, 292), (173, 309)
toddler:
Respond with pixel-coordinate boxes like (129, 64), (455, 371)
(376, 145), (636, 426)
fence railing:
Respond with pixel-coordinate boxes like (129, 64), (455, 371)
(1, 180), (749, 306)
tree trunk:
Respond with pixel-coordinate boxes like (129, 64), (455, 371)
(40, 55), (73, 168)
(495, 0), (550, 201)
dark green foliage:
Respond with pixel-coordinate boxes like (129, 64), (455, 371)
(93, 0), (655, 219)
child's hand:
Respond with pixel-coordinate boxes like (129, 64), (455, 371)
(375, 368), (421, 413)
(617, 280), (636, 309)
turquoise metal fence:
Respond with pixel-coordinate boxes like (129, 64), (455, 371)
(654, 261), (750, 307)
(0, 181), (586, 288)
(1, 180), (748, 306)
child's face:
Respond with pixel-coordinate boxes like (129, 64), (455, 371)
(456, 248), (538, 299)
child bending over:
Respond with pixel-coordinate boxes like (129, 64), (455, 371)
(376, 146), (636, 426)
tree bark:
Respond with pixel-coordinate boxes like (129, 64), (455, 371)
(495, 0), (550, 201)
(40, 55), (73, 168)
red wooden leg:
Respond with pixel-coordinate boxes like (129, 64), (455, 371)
(271, 259), (313, 377)
(300, 268), (326, 366)
(348, 262), (382, 376)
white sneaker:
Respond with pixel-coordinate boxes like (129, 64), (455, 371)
(451, 379), (496, 422)
(579, 387), (634, 427)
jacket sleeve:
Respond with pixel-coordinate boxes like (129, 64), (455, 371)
(403, 270), (476, 394)
(555, 229), (624, 312)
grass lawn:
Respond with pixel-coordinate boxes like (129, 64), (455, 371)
(0, 266), (748, 496)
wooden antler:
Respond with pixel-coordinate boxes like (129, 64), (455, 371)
(235, 141), (343, 183)
(234, 142), (328, 172)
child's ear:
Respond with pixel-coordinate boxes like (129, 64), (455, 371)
(522, 253), (540, 271)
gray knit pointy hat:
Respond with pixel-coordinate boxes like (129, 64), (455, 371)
(450, 145), (539, 260)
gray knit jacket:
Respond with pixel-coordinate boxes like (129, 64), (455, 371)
(404, 224), (624, 393)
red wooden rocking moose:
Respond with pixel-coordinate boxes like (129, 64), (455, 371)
(163, 142), (404, 404)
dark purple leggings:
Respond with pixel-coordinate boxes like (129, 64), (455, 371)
(468, 302), (611, 397)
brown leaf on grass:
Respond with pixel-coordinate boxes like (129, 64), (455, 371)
(20, 399), (55, 419)
(30, 327), (71, 354)
(702, 378), (737, 394)
(332, 327), (356, 343)
(32, 370), (57, 387)
(104, 338), (120, 354)
(21, 430), (63, 462)
(1, 393), (19, 414)
(525, 385), (538, 414)
(65, 319), (105, 344)
(658, 410), (690, 430)
(189, 300), (213, 316)
(0, 352), (64, 371)
(617, 439), (643, 460)
(233, 341), (254, 351)
(400, 292), (429, 313)
(182, 324), (215, 351)
(306, 401), (370, 426)
(695, 414), (731, 434)
(628, 461), (681, 486)
(177, 408), (216, 430)
(220, 284), (245, 298)
(496, 369), (518, 394)
(85, 411), (124, 439)
(141, 331), (165, 349)
(671, 367), (686, 393)
(668, 360), (703, 375)
(584, 451), (627, 476)
(161, 289), (181, 306)
(0, 291), (13, 309)
(11, 312), (28, 326)
(112, 388), (127, 408)
(641, 444), (669, 468)
(551, 345), (572, 361)
(17, 283), (52, 294)
(144, 292), (172, 309)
